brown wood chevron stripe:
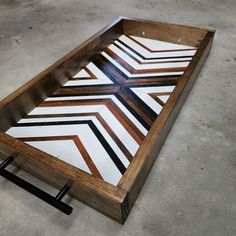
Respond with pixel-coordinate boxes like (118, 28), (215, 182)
(72, 136), (103, 179)
(53, 85), (120, 96)
(26, 112), (134, 162)
(126, 35), (196, 53)
(116, 38), (193, 61)
(37, 97), (146, 144)
(116, 88), (156, 128)
(93, 55), (126, 84)
(106, 100), (145, 145)
(18, 135), (103, 179)
(26, 113), (96, 119)
(39, 99), (109, 107)
(84, 67), (97, 78)
(124, 77), (179, 85)
(113, 41), (192, 65)
(149, 92), (172, 96)
(104, 48), (186, 74)
(95, 113), (133, 162)
(149, 95), (165, 106)
(149, 92), (172, 106)
(92, 54), (180, 88)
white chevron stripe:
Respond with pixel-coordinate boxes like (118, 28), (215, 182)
(120, 35), (197, 58)
(157, 95), (169, 103)
(74, 68), (91, 78)
(65, 62), (113, 87)
(109, 44), (190, 69)
(131, 35), (196, 51)
(27, 104), (140, 155)
(102, 51), (184, 78)
(131, 86), (175, 93)
(114, 40), (193, 63)
(6, 124), (124, 185)
(29, 105), (104, 115)
(26, 140), (92, 174)
(46, 95), (148, 135)
(18, 115), (130, 167)
(131, 86), (175, 114)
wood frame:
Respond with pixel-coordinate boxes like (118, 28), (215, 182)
(0, 16), (215, 224)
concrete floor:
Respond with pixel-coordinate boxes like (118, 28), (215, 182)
(0, 0), (235, 235)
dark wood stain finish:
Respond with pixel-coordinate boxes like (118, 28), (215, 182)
(0, 16), (215, 224)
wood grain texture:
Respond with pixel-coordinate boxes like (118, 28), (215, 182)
(122, 16), (211, 47)
(0, 16), (215, 224)
(118, 31), (215, 212)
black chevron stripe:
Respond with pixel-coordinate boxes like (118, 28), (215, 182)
(15, 120), (126, 174)
(117, 39), (193, 61)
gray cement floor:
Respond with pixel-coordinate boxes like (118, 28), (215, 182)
(0, 0), (235, 235)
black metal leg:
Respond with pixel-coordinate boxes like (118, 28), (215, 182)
(0, 156), (73, 215)
(55, 184), (71, 201)
(0, 156), (14, 169)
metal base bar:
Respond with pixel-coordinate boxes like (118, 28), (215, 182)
(0, 156), (14, 169)
(56, 184), (71, 201)
(0, 156), (73, 215)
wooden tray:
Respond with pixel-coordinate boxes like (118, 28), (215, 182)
(0, 16), (215, 224)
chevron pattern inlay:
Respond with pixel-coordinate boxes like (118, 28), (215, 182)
(6, 35), (196, 185)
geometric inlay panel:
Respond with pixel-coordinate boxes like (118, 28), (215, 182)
(6, 35), (196, 185)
